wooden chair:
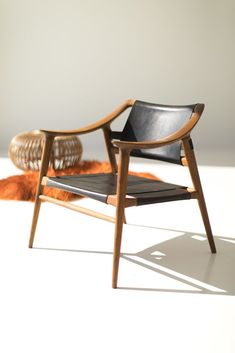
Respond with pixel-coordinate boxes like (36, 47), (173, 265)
(29, 99), (216, 288)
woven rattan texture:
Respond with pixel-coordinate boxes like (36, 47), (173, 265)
(9, 130), (83, 171)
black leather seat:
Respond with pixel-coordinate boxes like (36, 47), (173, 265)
(46, 173), (191, 205)
(28, 99), (216, 288)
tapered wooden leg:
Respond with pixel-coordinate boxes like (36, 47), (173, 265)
(182, 138), (216, 253)
(112, 203), (126, 288)
(197, 193), (216, 253)
(112, 148), (130, 288)
(28, 198), (42, 248)
(28, 134), (54, 248)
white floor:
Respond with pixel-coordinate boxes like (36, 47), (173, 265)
(0, 151), (235, 353)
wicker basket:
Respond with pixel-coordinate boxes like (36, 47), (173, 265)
(9, 130), (83, 171)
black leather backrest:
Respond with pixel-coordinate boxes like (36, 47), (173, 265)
(119, 100), (196, 164)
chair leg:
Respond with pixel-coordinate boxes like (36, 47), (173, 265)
(112, 202), (126, 288)
(112, 148), (130, 288)
(182, 138), (216, 253)
(28, 197), (42, 248)
(102, 126), (118, 174)
(196, 193), (216, 253)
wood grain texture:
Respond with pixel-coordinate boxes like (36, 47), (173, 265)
(112, 148), (130, 288)
(39, 99), (135, 137)
(39, 195), (116, 223)
(28, 135), (55, 248)
(182, 137), (216, 253)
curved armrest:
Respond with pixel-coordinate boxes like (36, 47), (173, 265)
(113, 103), (204, 150)
(40, 99), (135, 137)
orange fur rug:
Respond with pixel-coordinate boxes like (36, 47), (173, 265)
(0, 160), (159, 202)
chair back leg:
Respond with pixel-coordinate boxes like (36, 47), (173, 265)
(112, 148), (130, 288)
(103, 126), (118, 174)
(182, 138), (216, 253)
(196, 193), (216, 253)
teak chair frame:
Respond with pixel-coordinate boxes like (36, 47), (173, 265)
(29, 99), (216, 288)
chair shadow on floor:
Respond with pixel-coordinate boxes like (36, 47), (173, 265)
(120, 227), (235, 295)
(35, 226), (235, 296)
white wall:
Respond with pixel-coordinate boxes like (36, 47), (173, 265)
(1, 0), (235, 157)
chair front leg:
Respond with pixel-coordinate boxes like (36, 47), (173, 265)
(28, 134), (54, 248)
(112, 147), (130, 288)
